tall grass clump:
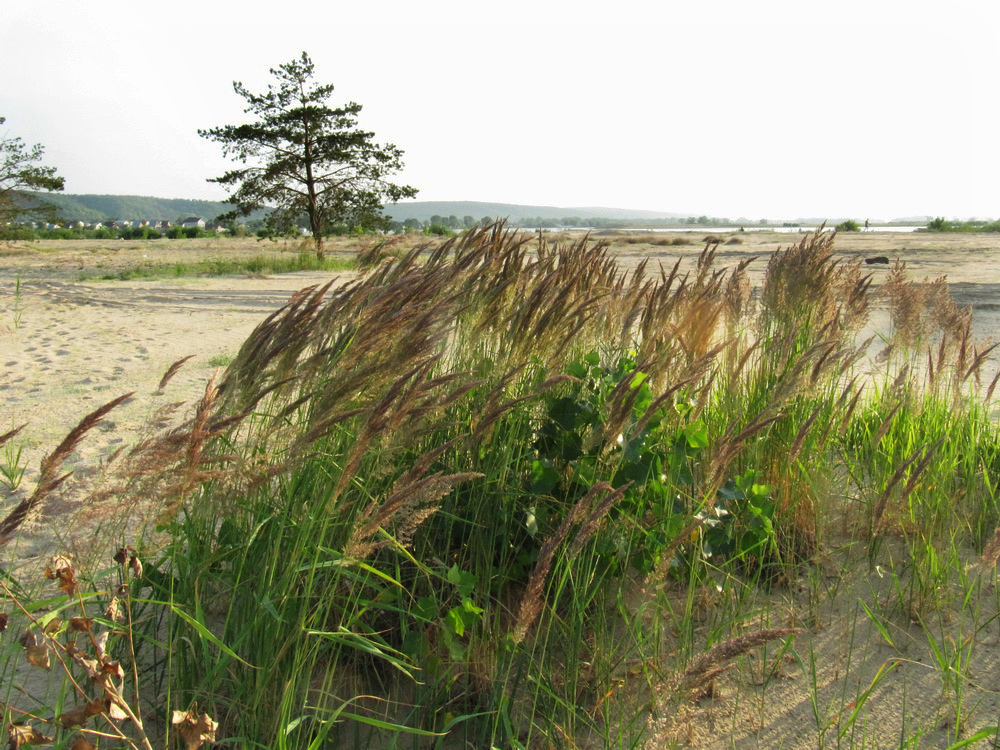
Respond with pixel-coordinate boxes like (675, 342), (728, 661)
(6, 223), (1000, 747)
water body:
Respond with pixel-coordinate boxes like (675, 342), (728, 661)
(529, 226), (926, 234)
(609, 226), (925, 234)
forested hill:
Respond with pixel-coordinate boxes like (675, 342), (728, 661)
(25, 193), (686, 225)
(22, 193), (248, 223)
(383, 200), (686, 223)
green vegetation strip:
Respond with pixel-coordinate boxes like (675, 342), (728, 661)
(81, 253), (354, 280)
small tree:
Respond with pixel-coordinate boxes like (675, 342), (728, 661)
(200, 52), (417, 258)
(0, 116), (65, 224)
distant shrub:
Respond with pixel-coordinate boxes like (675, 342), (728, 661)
(924, 217), (1000, 233)
(37, 228), (78, 239)
(0, 226), (36, 241)
(726, 237), (743, 245)
(184, 226), (206, 239)
(702, 235), (724, 244)
(425, 223), (454, 237)
(836, 220), (860, 232)
(671, 236), (692, 246)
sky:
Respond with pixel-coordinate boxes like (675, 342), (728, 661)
(2, 0), (998, 221)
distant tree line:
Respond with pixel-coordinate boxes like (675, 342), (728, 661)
(925, 217), (1000, 233)
(0, 224), (240, 241)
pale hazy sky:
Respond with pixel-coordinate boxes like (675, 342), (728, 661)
(3, 1), (997, 220)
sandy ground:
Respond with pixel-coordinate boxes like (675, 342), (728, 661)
(0, 236), (362, 561)
(3, 231), (1000, 748)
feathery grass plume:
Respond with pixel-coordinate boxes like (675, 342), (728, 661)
(674, 627), (801, 697)
(643, 514), (711, 590)
(0, 423), (26, 449)
(788, 403), (824, 463)
(356, 236), (401, 269)
(723, 256), (754, 333)
(927, 275), (971, 342)
(882, 261), (927, 350)
(645, 626), (802, 744)
(985, 369), (1000, 402)
(157, 355), (195, 391)
(345, 470), (483, 558)
(870, 439), (943, 535)
(707, 411), (786, 492)
(0, 393), (133, 550)
(511, 482), (620, 645)
(873, 401), (904, 446)
(759, 229), (840, 340)
(980, 526), (1000, 567)
(963, 340), (998, 387)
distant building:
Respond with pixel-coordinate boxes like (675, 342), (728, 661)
(180, 217), (206, 229)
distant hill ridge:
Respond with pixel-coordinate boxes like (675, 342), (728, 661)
(29, 193), (688, 224)
(27, 194), (936, 226)
(24, 193), (247, 223)
(383, 200), (688, 222)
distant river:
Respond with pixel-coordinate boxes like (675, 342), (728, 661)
(528, 226), (926, 234)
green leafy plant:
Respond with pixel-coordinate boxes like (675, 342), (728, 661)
(0, 442), (25, 492)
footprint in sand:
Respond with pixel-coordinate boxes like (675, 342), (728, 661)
(55, 349), (70, 357)
(5, 361), (17, 367)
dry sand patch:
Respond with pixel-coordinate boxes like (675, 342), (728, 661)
(0, 267), (357, 561)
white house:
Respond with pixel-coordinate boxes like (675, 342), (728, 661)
(180, 217), (206, 229)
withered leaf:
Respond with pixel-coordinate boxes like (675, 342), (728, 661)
(94, 630), (109, 661)
(101, 660), (125, 680)
(42, 617), (62, 636)
(69, 646), (100, 680)
(69, 617), (94, 633)
(58, 698), (105, 727)
(105, 596), (122, 623)
(0, 612), (8, 632)
(69, 736), (98, 750)
(104, 697), (128, 722)
(19, 629), (50, 671)
(113, 547), (130, 565)
(171, 707), (219, 750)
(128, 553), (143, 580)
(44, 555), (77, 595)
(7, 722), (53, 747)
